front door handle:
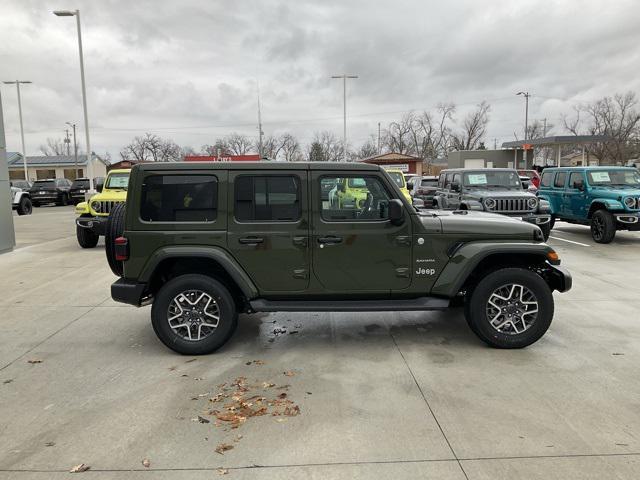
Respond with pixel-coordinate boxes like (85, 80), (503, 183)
(293, 236), (308, 247)
(317, 236), (343, 245)
(239, 236), (264, 245)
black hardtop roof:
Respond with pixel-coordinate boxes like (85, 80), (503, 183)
(135, 161), (381, 172)
(440, 168), (518, 173)
(541, 166), (637, 171)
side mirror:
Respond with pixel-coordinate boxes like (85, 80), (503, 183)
(450, 182), (460, 192)
(389, 199), (404, 225)
(95, 181), (104, 193)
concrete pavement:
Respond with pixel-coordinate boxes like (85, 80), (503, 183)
(0, 207), (639, 479)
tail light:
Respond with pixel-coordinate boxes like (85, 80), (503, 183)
(114, 236), (129, 261)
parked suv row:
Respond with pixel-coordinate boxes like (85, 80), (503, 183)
(29, 178), (73, 206)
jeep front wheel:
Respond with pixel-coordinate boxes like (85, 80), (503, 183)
(151, 274), (238, 355)
(591, 209), (616, 243)
(465, 268), (554, 349)
(17, 196), (32, 215)
(76, 225), (99, 248)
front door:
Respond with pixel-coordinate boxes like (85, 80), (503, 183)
(563, 172), (588, 219)
(311, 171), (412, 293)
(227, 171), (310, 294)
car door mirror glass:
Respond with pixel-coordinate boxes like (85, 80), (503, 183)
(389, 198), (404, 225)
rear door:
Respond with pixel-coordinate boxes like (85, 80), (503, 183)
(311, 171), (412, 293)
(227, 170), (310, 294)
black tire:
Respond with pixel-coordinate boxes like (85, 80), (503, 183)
(58, 193), (68, 206)
(105, 202), (126, 277)
(151, 274), (238, 355)
(539, 222), (551, 241)
(591, 209), (616, 244)
(466, 268), (554, 349)
(17, 197), (32, 215)
(548, 215), (556, 230)
(76, 224), (99, 248)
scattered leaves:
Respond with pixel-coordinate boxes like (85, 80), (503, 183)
(27, 359), (43, 364)
(142, 458), (151, 468)
(215, 443), (234, 455)
(168, 366), (177, 371)
(197, 416), (210, 424)
(3, 379), (13, 384)
(612, 352), (625, 356)
(217, 468), (229, 475)
(289, 331), (299, 335)
(185, 358), (198, 363)
(245, 360), (265, 366)
(283, 371), (295, 377)
(70, 464), (90, 473)
(44, 441), (55, 447)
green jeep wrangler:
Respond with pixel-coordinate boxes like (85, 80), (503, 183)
(107, 162), (571, 355)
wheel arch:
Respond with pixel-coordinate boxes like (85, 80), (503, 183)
(587, 199), (623, 218)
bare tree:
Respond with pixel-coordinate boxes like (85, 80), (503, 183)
(39, 137), (73, 156)
(226, 133), (254, 155)
(451, 101), (491, 151)
(563, 92), (640, 163)
(120, 133), (182, 162)
(306, 131), (343, 162)
(201, 139), (232, 156)
(261, 134), (287, 160)
(280, 133), (303, 162)
(383, 113), (414, 154)
(352, 135), (379, 160)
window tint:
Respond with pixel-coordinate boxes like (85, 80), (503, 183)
(235, 175), (301, 222)
(421, 178), (438, 187)
(540, 171), (554, 188)
(140, 175), (217, 222)
(554, 172), (567, 188)
(322, 176), (391, 221)
(569, 172), (584, 189)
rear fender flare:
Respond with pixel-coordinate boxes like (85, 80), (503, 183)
(431, 242), (556, 297)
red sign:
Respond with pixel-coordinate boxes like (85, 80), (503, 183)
(184, 155), (261, 162)
(523, 144), (533, 150)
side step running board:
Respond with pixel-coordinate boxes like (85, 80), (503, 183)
(249, 297), (450, 313)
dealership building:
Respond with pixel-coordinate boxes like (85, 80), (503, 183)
(7, 152), (109, 181)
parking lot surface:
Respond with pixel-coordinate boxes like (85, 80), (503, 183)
(1, 206), (639, 479)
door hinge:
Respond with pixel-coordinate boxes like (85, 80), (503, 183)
(293, 269), (308, 279)
(395, 267), (410, 278)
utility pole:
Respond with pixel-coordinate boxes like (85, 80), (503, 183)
(2, 80), (31, 180)
(66, 122), (78, 178)
(377, 122), (381, 154)
(256, 81), (264, 159)
(331, 74), (358, 161)
(542, 118), (547, 137)
(493, 138), (498, 150)
(516, 91), (530, 169)
(64, 128), (71, 156)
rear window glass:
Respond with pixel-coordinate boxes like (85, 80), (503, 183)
(71, 179), (90, 188)
(140, 175), (218, 222)
(33, 180), (55, 187)
(235, 175), (301, 222)
(421, 179), (438, 187)
(540, 171), (554, 187)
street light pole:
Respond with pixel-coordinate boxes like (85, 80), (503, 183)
(66, 122), (78, 178)
(517, 91), (530, 169)
(54, 9), (93, 192)
(331, 74), (358, 161)
(2, 80), (32, 180)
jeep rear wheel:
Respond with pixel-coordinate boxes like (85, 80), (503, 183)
(105, 203), (126, 277)
(76, 224), (99, 248)
(591, 209), (616, 243)
(17, 196), (32, 215)
(151, 274), (238, 355)
(465, 268), (553, 349)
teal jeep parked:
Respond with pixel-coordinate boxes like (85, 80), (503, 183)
(538, 166), (640, 243)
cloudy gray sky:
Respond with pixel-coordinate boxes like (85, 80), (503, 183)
(1, 0), (639, 160)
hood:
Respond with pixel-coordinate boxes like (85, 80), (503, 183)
(590, 186), (640, 197)
(467, 189), (536, 199)
(418, 210), (539, 239)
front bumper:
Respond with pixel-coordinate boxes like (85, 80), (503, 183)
(76, 215), (108, 236)
(111, 278), (148, 307)
(615, 213), (640, 230)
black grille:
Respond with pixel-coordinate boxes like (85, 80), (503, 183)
(493, 198), (533, 213)
(96, 201), (123, 214)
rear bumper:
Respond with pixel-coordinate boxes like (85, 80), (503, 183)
(76, 215), (107, 235)
(111, 278), (148, 306)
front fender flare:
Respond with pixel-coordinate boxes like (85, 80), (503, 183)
(139, 246), (259, 299)
(590, 198), (624, 211)
(75, 201), (90, 215)
(431, 242), (557, 297)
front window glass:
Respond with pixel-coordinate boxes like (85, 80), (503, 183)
(540, 171), (554, 187)
(71, 179), (90, 188)
(322, 176), (391, 221)
(386, 171), (405, 188)
(106, 173), (130, 190)
(587, 170), (640, 186)
(463, 170), (521, 189)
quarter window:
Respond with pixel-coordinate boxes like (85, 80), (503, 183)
(140, 175), (218, 222)
(235, 175), (301, 222)
(554, 172), (567, 188)
(321, 176), (391, 221)
(540, 171), (554, 187)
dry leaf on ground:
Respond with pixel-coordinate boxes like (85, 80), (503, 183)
(217, 468), (229, 475)
(283, 371), (295, 377)
(185, 358), (198, 363)
(215, 443), (234, 454)
(142, 458), (151, 468)
(27, 359), (43, 364)
(70, 464), (90, 473)
(44, 441), (55, 447)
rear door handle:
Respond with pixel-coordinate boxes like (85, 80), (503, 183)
(317, 236), (343, 245)
(239, 236), (264, 245)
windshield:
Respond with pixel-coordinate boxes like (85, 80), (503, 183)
(32, 180), (55, 188)
(71, 179), (90, 188)
(587, 169), (640, 187)
(421, 179), (438, 187)
(348, 178), (367, 188)
(463, 171), (521, 189)
(105, 173), (130, 190)
(387, 172), (405, 188)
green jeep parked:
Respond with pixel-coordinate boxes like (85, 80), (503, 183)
(107, 162), (571, 355)
(538, 166), (640, 243)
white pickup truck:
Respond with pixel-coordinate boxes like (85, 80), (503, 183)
(10, 184), (32, 215)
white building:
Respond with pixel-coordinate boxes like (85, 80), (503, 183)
(7, 153), (109, 181)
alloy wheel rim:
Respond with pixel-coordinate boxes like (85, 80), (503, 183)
(593, 216), (604, 239)
(486, 283), (539, 335)
(167, 290), (219, 341)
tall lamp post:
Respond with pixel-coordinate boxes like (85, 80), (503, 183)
(66, 122), (78, 178)
(53, 9), (94, 192)
(516, 91), (530, 169)
(2, 81), (31, 180)
(331, 74), (358, 162)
